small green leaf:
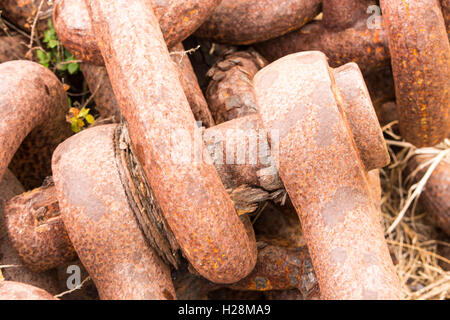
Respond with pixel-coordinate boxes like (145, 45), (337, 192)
(42, 31), (51, 43)
(36, 50), (50, 66)
(85, 114), (95, 124)
(43, 28), (56, 43)
(78, 107), (90, 118)
(64, 50), (74, 60)
(48, 39), (59, 48)
(70, 118), (80, 133)
(36, 49), (46, 60)
(67, 63), (79, 75)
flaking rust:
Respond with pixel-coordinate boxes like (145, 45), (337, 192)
(195, 0), (322, 45)
(380, 0), (450, 147)
(228, 242), (318, 297)
(0, 170), (61, 295)
(254, 51), (402, 299)
(5, 179), (76, 273)
(170, 43), (215, 128)
(206, 49), (268, 124)
(53, 0), (221, 65)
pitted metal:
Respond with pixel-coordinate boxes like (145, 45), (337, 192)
(0, 60), (71, 189)
(84, 0), (257, 284)
(53, 0), (222, 65)
(196, 0), (321, 45)
(0, 170), (61, 295)
(254, 51), (402, 299)
(380, 0), (450, 147)
(4, 54), (387, 276)
(52, 124), (176, 300)
(256, 0), (390, 74)
(80, 43), (214, 127)
(4, 178), (76, 273)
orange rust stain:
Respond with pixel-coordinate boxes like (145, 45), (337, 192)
(402, 0), (410, 19)
(373, 31), (380, 43)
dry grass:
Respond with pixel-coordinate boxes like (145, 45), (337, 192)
(380, 121), (449, 300)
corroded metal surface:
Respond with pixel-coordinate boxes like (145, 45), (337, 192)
(170, 43), (215, 128)
(173, 242), (319, 299)
(80, 63), (122, 122)
(375, 102), (398, 127)
(0, 281), (57, 300)
(205, 62), (389, 180)
(0, 0), (52, 34)
(367, 170), (382, 213)
(85, 0), (256, 284)
(256, 19), (390, 74)
(206, 49), (267, 124)
(114, 123), (181, 269)
(0, 169), (61, 295)
(4, 56), (388, 277)
(173, 271), (217, 300)
(53, 0), (103, 65)
(442, 0), (450, 37)
(0, 61), (71, 189)
(406, 154), (450, 236)
(254, 52), (402, 299)
(203, 114), (279, 192)
(196, 0), (321, 45)
(364, 67), (396, 115)
(333, 63), (390, 171)
(4, 179), (76, 273)
(53, 0), (221, 65)
(228, 242), (318, 298)
(0, 35), (28, 63)
(322, 0), (374, 30)
(380, 0), (450, 147)
(52, 124), (176, 300)
(81, 44), (214, 127)
(253, 202), (305, 248)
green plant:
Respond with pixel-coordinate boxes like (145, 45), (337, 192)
(37, 19), (80, 75)
(66, 106), (95, 133)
